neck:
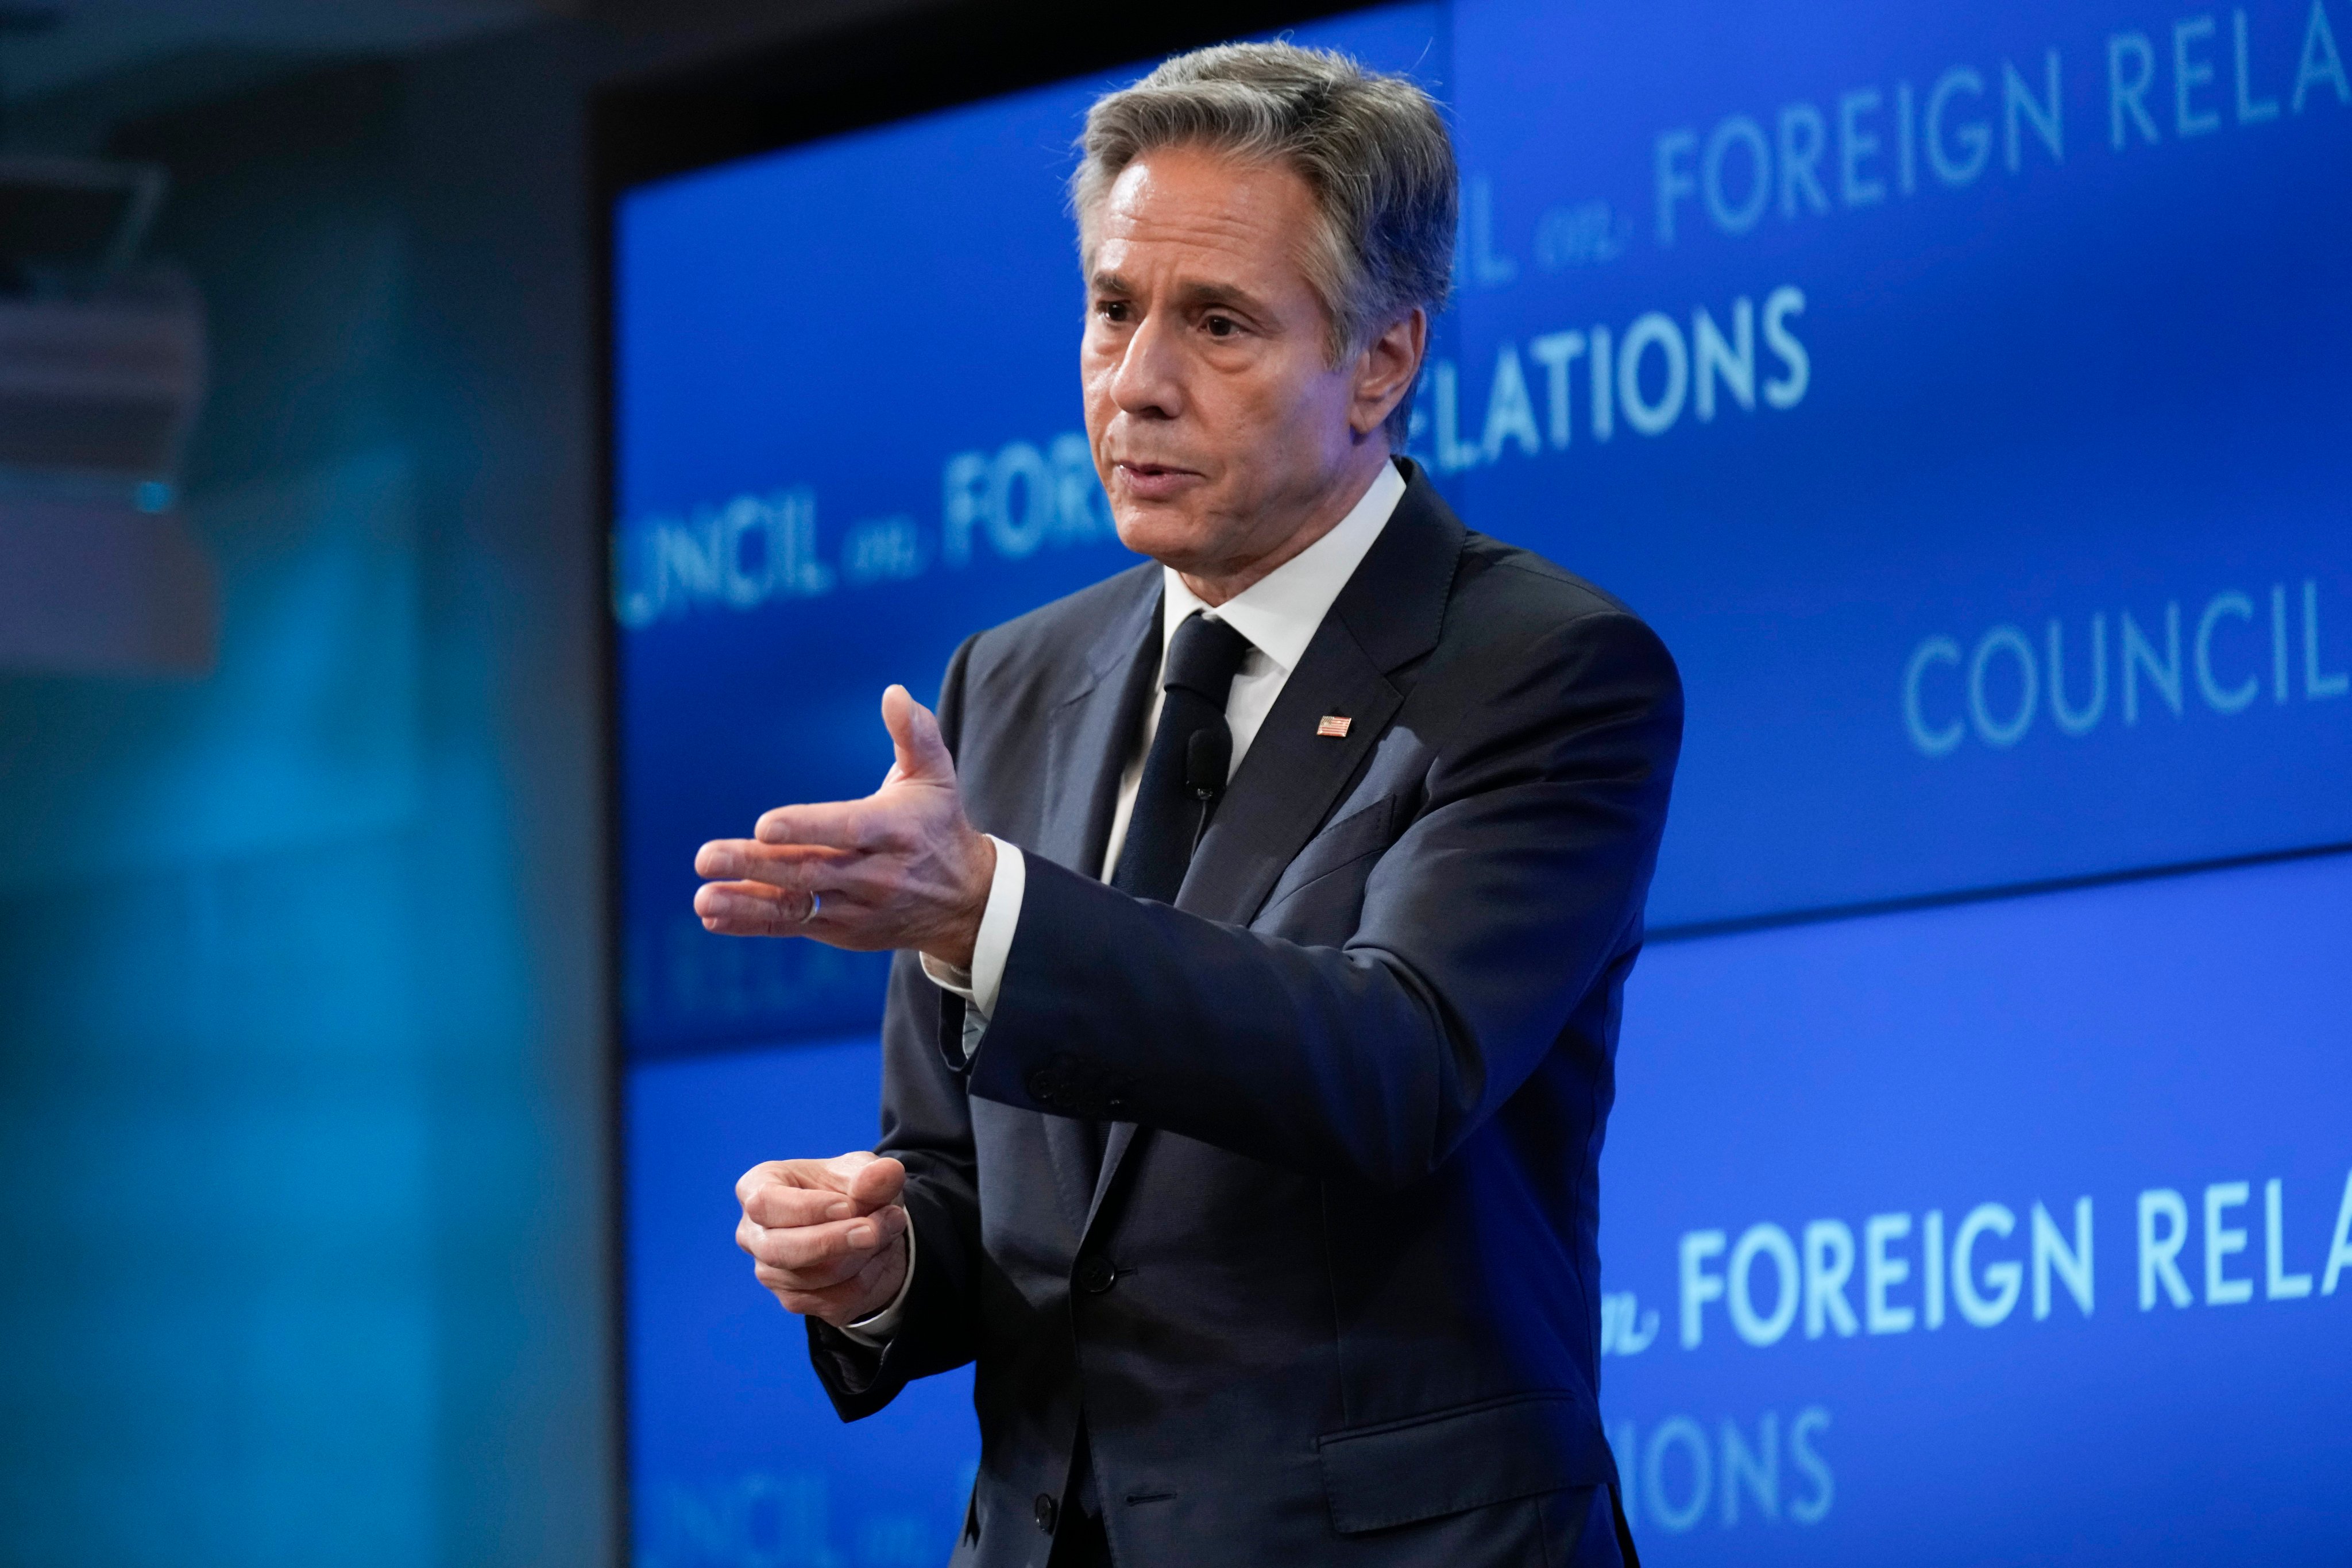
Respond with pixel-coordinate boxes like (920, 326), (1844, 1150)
(1176, 441), (1391, 607)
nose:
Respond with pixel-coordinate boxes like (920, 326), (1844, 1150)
(1108, 307), (1184, 422)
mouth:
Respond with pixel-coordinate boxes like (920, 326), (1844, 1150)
(1113, 459), (1204, 501)
(1110, 461), (1204, 503)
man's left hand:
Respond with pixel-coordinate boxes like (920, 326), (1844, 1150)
(694, 685), (996, 968)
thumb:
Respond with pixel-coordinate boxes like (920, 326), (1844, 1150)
(818, 1152), (903, 1215)
(849, 1156), (906, 1209)
(818, 1150), (880, 1192)
(881, 684), (954, 785)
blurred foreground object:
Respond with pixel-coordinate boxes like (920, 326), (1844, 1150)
(0, 153), (213, 674)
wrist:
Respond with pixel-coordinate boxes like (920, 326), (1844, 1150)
(920, 831), (995, 970)
(835, 1229), (910, 1329)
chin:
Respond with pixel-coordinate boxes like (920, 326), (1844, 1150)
(1110, 509), (1210, 569)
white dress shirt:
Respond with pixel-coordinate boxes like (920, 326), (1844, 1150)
(843, 458), (1407, 1343)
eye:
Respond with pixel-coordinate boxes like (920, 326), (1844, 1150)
(1095, 299), (1131, 324)
(1203, 314), (1239, 338)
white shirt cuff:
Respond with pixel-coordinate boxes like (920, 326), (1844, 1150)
(838, 1217), (916, 1347)
(917, 836), (1025, 1020)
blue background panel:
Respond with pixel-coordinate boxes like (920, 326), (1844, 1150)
(1445, 0), (2352, 925)
(610, 1), (2352, 1563)
(628, 1038), (979, 1568)
(1599, 851), (2352, 1563)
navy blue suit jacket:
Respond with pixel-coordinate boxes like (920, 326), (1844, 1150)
(808, 461), (1682, 1566)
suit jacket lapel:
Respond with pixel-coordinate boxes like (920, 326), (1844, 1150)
(1175, 462), (1464, 926)
(1031, 567), (1161, 1239)
(1034, 570), (1163, 876)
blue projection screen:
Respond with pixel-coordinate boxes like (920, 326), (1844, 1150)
(611, 3), (2351, 1563)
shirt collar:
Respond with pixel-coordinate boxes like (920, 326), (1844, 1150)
(1160, 458), (1408, 674)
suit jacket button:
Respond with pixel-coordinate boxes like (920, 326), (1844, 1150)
(1033, 1493), (1057, 1534)
(1076, 1254), (1117, 1295)
(1024, 1068), (1056, 1106)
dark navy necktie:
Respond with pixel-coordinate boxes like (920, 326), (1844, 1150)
(1111, 609), (1253, 905)
(1076, 612), (1249, 1183)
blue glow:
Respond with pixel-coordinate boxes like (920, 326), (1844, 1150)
(627, 1038), (978, 1566)
(610, 2), (2352, 1561)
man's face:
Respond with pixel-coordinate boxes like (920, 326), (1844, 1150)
(1080, 146), (1411, 592)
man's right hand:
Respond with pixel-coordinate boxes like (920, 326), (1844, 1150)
(735, 1152), (910, 1330)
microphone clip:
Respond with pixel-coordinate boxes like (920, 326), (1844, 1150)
(1184, 725), (1231, 803)
(1184, 725), (1231, 855)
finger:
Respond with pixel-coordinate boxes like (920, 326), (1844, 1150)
(699, 901), (891, 943)
(736, 1154), (872, 1205)
(763, 1234), (908, 1320)
(757, 1257), (870, 1295)
(739, 1184), (866, 1231)
(747, 1204), (907, 1273)
(768, 1253), (899, 1316)
(771, 1279), (870, 1317)
(696, 875), (893, 943)
(751, 1237), (871, 1289)
(696, 839), (845, 886)
(762, 1229), (907, 1301)
(700, 911), (803, 939)
(694, 876), (796, 914)
(694, 888), (807, 938)
(694, 879), (828, 936)
(752, 1241), (875, 1297)
(754, 799), (887, 851)
(741, 1161), (892, 1226)
(881, 684), (956, 785)
(705, 852), (913, 913)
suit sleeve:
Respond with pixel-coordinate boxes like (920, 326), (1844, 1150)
(964, 608), (1682, 1192)
(805, 634), (989, 1419)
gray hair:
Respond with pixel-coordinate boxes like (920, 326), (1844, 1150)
(1071, 40), (1457, 443)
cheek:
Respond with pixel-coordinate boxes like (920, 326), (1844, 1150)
(1080, 369), (1115, 469)
(1214, 368), (1333, 483)
(1279, 369), (1360, 465)
(1180, 361), (1279, 468)
(1234, 350), (1335, 431)
(1079, 338), (1119, 399)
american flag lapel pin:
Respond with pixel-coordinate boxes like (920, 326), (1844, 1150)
(1316, 715), (1352, 738)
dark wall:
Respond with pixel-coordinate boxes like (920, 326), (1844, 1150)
(0, 3), (989, 1557)
(0, 36), (614, 1568)
(400, 26), (618, 1561)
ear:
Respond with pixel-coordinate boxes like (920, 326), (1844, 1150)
(1347, 307), (1428, 439)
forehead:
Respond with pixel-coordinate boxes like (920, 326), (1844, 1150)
(1087, 146), (1319, 292)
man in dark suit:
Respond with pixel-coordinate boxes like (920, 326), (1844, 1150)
(693, 41), (1679, 1568)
